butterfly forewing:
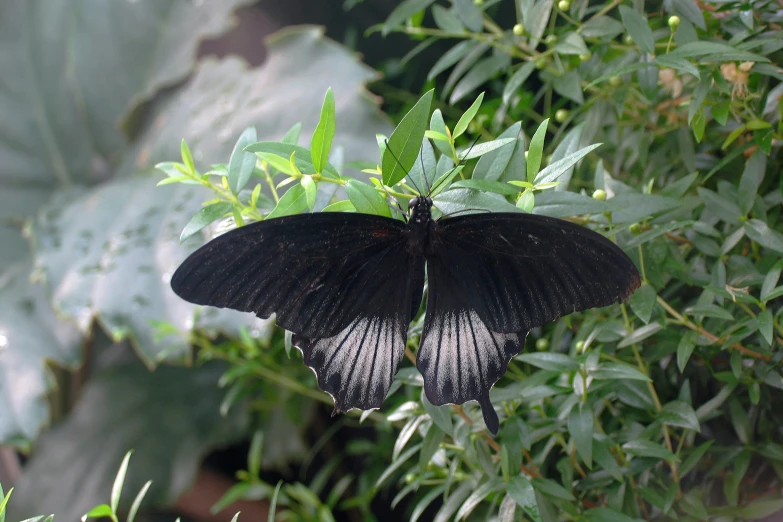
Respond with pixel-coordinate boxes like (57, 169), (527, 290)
(171, 213), (410, 338)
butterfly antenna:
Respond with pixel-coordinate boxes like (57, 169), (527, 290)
(418, 147), (432, 196)
(384, 139), (423, 196)
(429, 135), (483, 196)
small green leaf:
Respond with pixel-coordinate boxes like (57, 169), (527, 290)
(692, 108), (706, 142)
(453, 92), (484, 139)
(592, 363), (651, 382)
(82, 505), (113, 521)
(345, 179), (391, 217)
(421, 389), (453, 435)
(419, 424), (445, 473)
(531, 478), (575, 501)
(266, 184), (308, 220)
(629, 284), (656, 324)
(660, 400), (700, 431)
(617, 323), (663, 347)
(568, 403), (594, 468)
(180, 202), (233, 243)
(301, 175), (317, 211)
(517, 352), (579, 371)
(383, 0), (437, 35)
(680, 440), (713, 477)
(110, 451), (133, 514)
(555, 32), (589, 55)
(383, 90), (434, 187)
(311, 88), (336, 174)
(507, 476), (541, 522)
(321, 200), (355, 212)
(268, 480), (283, 522)
(736, 499), (783, 520)
(516, 190), (535, 213)
(758, 309), (773, 345)
(502, 62), (536, 105)
(584, 508), (636, 522)
(127, 481), (152, 522)
(412, 485), (448, 522)
(456, 478), (505, 521)
(228, 126), (258, 194)
(684, 304), (735, 320)
(677, 331), (697, 372)
(451, 180), (518, 195)
(459, 138), (516, 160)
(180, 139), (196, 174)
(712, 100), (730, 125)
(429, 109), (453, 157)
(622, 439), (679, 461)
(281, 122), (302, 145)
(526, 119), (549, 183)
(552, 70), (584, 104)
(533, 143), (601, 185)
(761, 260), (783, 302)
(619, 6), (655, 54)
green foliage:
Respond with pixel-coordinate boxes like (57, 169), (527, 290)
(2, 0), (782, 520)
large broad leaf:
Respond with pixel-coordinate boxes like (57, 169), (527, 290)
(7, 354), (250, 522)
(0, 0), (251, 266)
(31, 29), (392, 363)
(0, 264), (81, 444)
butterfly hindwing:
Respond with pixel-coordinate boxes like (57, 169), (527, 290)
(171, 213), (410, 338)
(418, 212), (640, 434)
(294, 249), (422, 412)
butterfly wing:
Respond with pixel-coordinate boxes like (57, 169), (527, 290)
(417, 213), (640, 434)
(172, 213), (424, 412)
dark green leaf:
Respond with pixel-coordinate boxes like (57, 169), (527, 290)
(460, 138), (516, 160)
(455, 478), (505, 520)
(568, 403), (594, 468)
(617, 323), (663, 347)
(667, 41), (768, 63)
(428, 40), (477, 80)
(532, 191), (624, 218)
(745, 219), (783, 254)
(432, 5), (464, 32)
(228, 126), (258, 194)
(503, 62), (536, 105)
(629, 284), (656, 324)
(683, 304), (734, 321)
(453, 92), (484, 138)
(419, 424), (444, 473)
(524, 0), (554, 48)
(422, 389), (453, 435)
(738, 151), (767, 215)
(531, 478), (575, 501)
(517, 353), (579, 372)
(453, 0), (483, 32)
(266, 184), (308, 220)
(534, 143), (601, 185)
(434, 188), (520, 214)
(592, 363), (651, 382)
(382, 0), (436, 36)
(584, 508), (636, 522)
(659, 400), (700, 431)
(451, 180), (518, 195)
(383, 90), (434, 187)
(677, 331), (697, 372)
(527, 119), (549, 183)
(622, 439), (678, 461)
(411, 485), (447, 522)
(619, 6), (655, 54)
(450, 55), (510, 104)
(473, 122), (520, 181)
(736, 499), (783, 520)
(507, 476), (541, 522)
(552, 70), (584, 104)
(758, 309), (773, 345)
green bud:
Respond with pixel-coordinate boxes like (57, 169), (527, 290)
(629, 223), (642, 235)
(513, 23), (525, 36)
(579, 52), (592, 61)
(545, 34), (558, 46)
(624, 34), (634, 45)
(474, 0), (484, 5)
(534, 57), (548, 69)
(592, 189), (607, 201)
(536, 338), (550, 351)
(609, 76), (622, 87)
(558, 0), (571, 10)
(555, 109), (569, 123)
(576, 340), (585, 352)
(668, 15), (680, 29)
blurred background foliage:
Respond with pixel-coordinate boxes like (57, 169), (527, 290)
(0, 0), (781, 521)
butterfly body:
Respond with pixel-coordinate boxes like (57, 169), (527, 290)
(172, 198), (640, 434)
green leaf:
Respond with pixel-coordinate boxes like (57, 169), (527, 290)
(581, 16), (625, 39)
(517, 191), (535, 213)
(568, 403), (594, 468)
(345, 179), (391, 217)
(531, 478), (575, 502)
(459, 138), (516, 160)
(180, 202), (233, 243)
(432, 5), (464, 32)
(411, 485), (448, 522)
(629, 284), (656, 324)
(434, 188), (520, 214)
(268, 481), (283, 522)
(382, 0), (437, 35)
(267, 184), (308, 220)
(758, 309), (773, 345)
(419, 424), (445, 473)
(421, 388), (453, 435)
(534, 143), (601, 185)
(450, 55), (510, 104)
(532, 191), (624, 218)
(655, 55), (700, 79)
(680, 440), (713, 477)
(428, 40), (477, 80)
(451, 180), (518, 195)
(736, 499), (783, 520)
(82, 505), (113, 520)
(745, 219), (783, 254)
(618, 6), (655, 54)
(761, 261), (783, 302)
(375, 443), (422, 489)
(310, 88), (336, 174)
(110, 451), (133, 514)
(383, 89), (434, 187)
(281, 122), (302, 144)
(692, 108), (706, 142)
(503, 62), (536, 105)
(322, 200), (356, 212)
(552, 70), (584, 104)
(659, 400), (700, 431)
(228, 126), (258, 194)
(507, 476), (540, 522)
(429, 109), (453, 157)
(301, 175), (317, 211)
(677, 331), (697, 372)
(592, 363), (651, 382)
(617, 323), (663, 347)
(523, 0), (554, 48)
(453, 0), (483, 31)
(127, 481), (152, 522)
(517, 353), (579, 372)
(456, 478), (505, 521)
(555, 32), (589, 55)
(433, 480), (474, 522)
(453, 92), (484, 139)
(622, 439), (679, 461)
(526, 119), (549, 183)
(666, 41), (769, 63)
(473, 122), (521, 181)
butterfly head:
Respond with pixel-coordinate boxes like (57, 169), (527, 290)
(408, 196), (433, 226)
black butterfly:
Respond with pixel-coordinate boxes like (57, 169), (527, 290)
(171, 196), (640, 434)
